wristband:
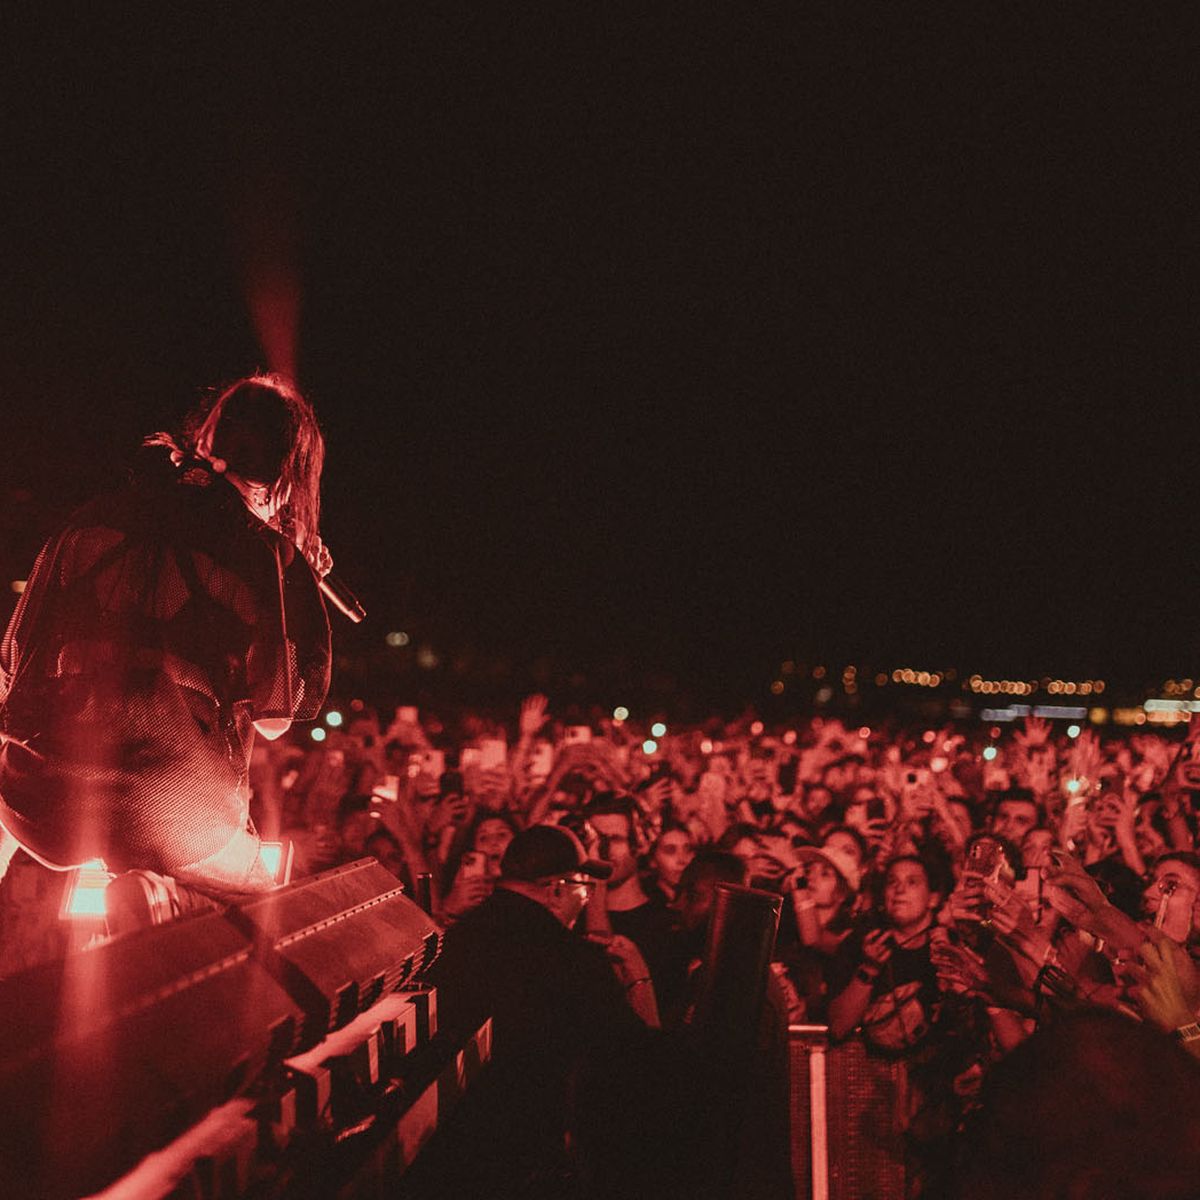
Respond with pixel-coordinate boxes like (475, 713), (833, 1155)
(1174, 1021), (1200, 1044)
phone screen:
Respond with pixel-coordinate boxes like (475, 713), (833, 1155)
(776, 757), (798, 795)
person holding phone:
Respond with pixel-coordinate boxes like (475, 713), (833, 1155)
(827, 855), (948, 1050)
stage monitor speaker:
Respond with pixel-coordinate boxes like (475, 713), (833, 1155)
(692, 883), (782, 1057)
(0, 905), (303, 1200)
(230, 858), (442, 1046)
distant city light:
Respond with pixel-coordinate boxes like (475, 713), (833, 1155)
(613, 706), (630, 722)
(642, 739), (658, 755)
(385, 631), (410, 647)
(651, 722), (667, 738)
(311, 727), (327, 742)
(325, 710), (344, 728)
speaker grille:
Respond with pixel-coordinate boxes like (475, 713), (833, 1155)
(788, 1027), (907, 1200)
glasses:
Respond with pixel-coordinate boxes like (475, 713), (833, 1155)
(544, 874), (598, 889)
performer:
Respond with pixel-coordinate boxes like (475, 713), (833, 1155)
(0, 375), (331, 897)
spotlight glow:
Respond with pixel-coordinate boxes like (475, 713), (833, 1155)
(325, 710), (343, 728)
(311, 727), (327, 742)
(642, 739), (658, 755)
(651, 722), (667, 738)
(614, 706), (630, 722)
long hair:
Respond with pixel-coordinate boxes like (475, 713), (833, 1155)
(184, 374), (324, 560)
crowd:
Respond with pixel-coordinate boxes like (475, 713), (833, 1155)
(249, 697), (1200, 1196)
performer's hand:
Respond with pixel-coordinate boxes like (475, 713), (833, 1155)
(306, 536), (333, 579)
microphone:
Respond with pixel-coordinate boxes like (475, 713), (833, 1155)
(319, 572), (366, 623)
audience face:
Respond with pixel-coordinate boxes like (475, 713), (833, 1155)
(473, 817), (514, 877)
(821, 829), (860, 866)
(1021, 827), (1054, 869)
(884, 859), (938, 933)
(1134, 801), (1168, 862)
(804, 858), (842, 907)
(590, 812), (638, 887)
(651, 829), (694, 889)
(365, 831), (406, 878)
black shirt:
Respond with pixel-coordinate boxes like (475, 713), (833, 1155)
(828, 927), (943, 1057)
(610, 897), (689, 1014)
(423, 887), (648, 1193)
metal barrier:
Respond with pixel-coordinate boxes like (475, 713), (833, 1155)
(788, 1025), (908, 1200)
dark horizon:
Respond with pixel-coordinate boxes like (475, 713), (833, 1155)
(5, 13), (1198, 700)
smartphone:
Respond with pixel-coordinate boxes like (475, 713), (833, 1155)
(776, 756), (798, 795)
(479, 737), (507, 771)
(964, 838), (1008, 885)
(565, 725), (593, 745)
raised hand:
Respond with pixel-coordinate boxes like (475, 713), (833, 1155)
(1064, 729), (1103, 789)
(304, 534), (333, 579)
(518, 694), (549, 738)
(862, 928), (895, 968)
(441, 863), (493, 921)
(1013, 715), (1052, 752)
(931, 937), (989, 998)
(1130, 929), (1200, 1033)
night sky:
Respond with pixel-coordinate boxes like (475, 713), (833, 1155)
(3, 12), (1197, 702)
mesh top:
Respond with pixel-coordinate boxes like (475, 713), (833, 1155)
(0, 449), (330, 878)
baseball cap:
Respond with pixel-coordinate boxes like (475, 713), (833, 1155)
(499, 824), (613, 882)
